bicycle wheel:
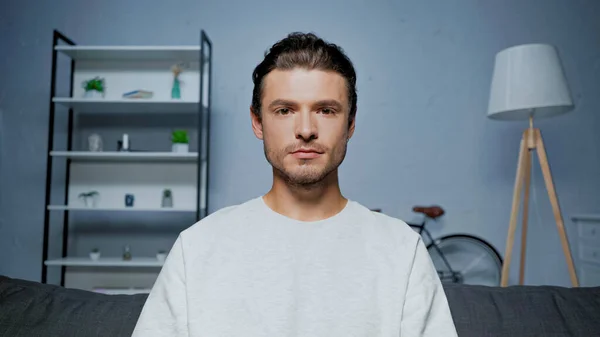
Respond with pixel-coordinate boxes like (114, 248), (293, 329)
(426, 234), (503, 286)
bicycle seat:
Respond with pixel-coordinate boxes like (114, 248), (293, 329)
(413, 205), (445, 219)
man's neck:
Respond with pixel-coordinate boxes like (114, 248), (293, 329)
(263, 170), (347, 222)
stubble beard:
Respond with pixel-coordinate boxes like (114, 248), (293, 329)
(264, 141), (347, 188)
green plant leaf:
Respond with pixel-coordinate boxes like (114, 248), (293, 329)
(171, 130), (189, 143)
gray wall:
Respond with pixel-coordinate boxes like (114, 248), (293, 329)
(1, 0), (599, 287)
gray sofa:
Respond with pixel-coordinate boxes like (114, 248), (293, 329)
(1, 275), (599, 336)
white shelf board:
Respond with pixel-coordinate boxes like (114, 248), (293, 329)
(55, 45), (201, 61)
(50, 151), (198, 162)
(47, 205), (196, 212)
(93, 288), (153, 295)
(44, 257), (164, 267)
(572, 214), (600, 222)
(53, 97), (201, 113)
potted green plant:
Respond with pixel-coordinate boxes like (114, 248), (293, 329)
(161, 189), (173, 208)
(89, 248), (101, 261)
(171, 130), (189, 153)
(82, 77), (105, 99)
(156, 250), (167, 262)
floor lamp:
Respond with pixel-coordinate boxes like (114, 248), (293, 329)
(487, 44), (579, 287)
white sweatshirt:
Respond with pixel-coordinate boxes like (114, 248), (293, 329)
(132, 197), (458, 337)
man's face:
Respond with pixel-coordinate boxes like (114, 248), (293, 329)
(251, 68), (355, 186)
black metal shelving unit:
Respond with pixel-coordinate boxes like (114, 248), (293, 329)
(41, 29), (212, 286)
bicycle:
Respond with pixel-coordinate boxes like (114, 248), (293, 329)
(405, 205), (503, 286)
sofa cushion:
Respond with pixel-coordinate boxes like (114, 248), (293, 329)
(443, 283), (600, 337)
(0, 275), (147, 337)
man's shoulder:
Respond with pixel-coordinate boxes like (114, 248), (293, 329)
(179, 197), (262, 237)
(350, 201), (421, 244)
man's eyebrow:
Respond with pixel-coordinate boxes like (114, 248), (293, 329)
(313, 99), (343, 109)
(268, 99), (297, 110)
(267, 99), (344, 110)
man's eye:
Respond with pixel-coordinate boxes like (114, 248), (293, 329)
(320, 108), (333, 114)
(277, 108), (290, 115)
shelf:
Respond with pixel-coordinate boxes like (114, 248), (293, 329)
(572, 214), (600, 222)
(55, 45), (201, 62)
(53, 97), (201, 113)
(44, 257), (164, 267)
(50, 151), (198, 162)
(93, 288), (152, 295)
(43, 31), (212, 292)
(47, 205), (196, 212)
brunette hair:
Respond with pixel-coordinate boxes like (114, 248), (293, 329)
(251, 32), (357, 126)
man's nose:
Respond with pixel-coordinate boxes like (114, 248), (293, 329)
(295, 110), (318, 141)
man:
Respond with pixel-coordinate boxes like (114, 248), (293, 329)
(132, 32), (458, 337)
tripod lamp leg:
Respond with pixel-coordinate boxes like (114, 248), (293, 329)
(534, 130), (579, 287)
(501, 138), (528, 287)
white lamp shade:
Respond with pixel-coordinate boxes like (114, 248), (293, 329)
(487, 44), (574, 121)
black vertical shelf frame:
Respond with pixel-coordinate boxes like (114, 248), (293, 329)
(41, 29), (212, 285)
(198, 30), (212, 221)
(42, 30), (76, 285)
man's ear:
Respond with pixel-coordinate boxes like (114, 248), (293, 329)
(250, 107), (264, 140)
(347, 115), (356, 141)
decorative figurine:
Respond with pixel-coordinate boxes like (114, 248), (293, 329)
(118, 134), (130, 152)
(78, 191), (100, 207)
(161, 189), (173, 208)
(171, 63), (183, 99)
(123, 245), (132, 261)
(88, 134), (103, 152)
(125, 194), (134, 207)
(82, 77), (105, 99)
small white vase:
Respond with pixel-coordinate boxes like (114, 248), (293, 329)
(172, 143), (189, 153)
(90, 251), (101, 261)
(84, 90), (104, 99)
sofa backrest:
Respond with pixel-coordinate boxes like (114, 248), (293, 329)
(2, 275), (600, 336)
(0, 275), (147, 337)
(443, 283), (600, 337)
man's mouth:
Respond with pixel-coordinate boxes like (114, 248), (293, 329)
(292, 148), (323, 159)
